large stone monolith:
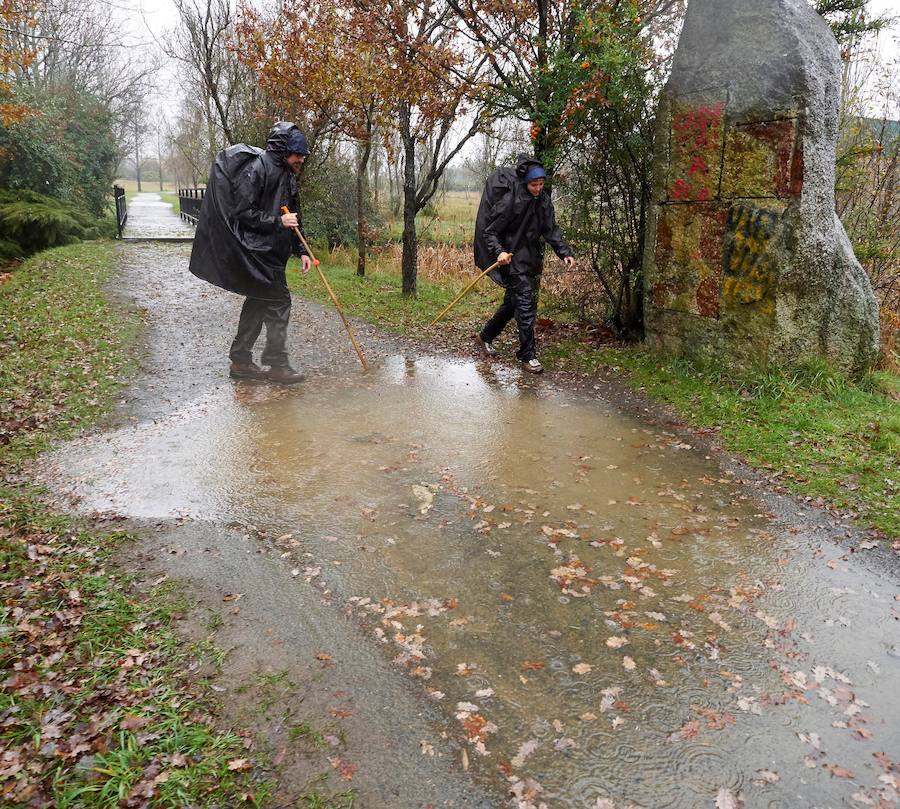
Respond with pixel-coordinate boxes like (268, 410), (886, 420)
(642, 0), (880, 374)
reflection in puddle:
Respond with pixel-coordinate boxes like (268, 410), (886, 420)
(43, 354), (899, 808)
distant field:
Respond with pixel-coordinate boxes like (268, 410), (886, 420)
(384, 190), (480, 246)
(113, 179), (181, 195)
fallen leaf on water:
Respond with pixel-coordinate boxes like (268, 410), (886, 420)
(511, 739), (539, 768)
(606, 636), (629, 649)
(822, 763), (855, 779)
(412, 485), (434, 515)
(521, 660), (546, 670)
(223, 593), (243, 602)
(622, 656), (636, 671)
(573, 663), (592, 675)
(715, 787), (743, 808)
(753, 769), (780, 785)
(420, 740), (434, 756)
(678, 720), (701, 740)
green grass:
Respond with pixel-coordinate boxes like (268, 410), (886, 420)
(287, 254), (503, 337)
(0, 241), (279, 805)
(0, 493), (275, 808)
(570, 347), (899, 536)
(383, 190), (480, 246)
(158, 191), (180, 214)
(292, 255), (899, 538)
(0, 241), (140, 463)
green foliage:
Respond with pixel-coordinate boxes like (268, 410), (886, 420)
(0, 189), (114, 261)
(0, 85), (118, 217)
(815, 0), (891, 45)
(569, 346), (900, 537)
(544, 1), (655, 336)
(301, 158), (383, 250)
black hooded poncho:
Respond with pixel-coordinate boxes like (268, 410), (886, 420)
(473, 154), (572, 286)
(189, 121), (308, 301)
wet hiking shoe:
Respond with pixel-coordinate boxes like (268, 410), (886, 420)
(522, 358), (543, 374)
(477, 334), (498, 357)
(264, 365), (305, 385)
(229, 361), (265, 380)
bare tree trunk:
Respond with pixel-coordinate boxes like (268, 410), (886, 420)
(134, 122), (142, 192)
(356, 131), (373, 277)
(157, 127), (164, 192)
(399, 101), (417, 297)
(371, 134), (381, 206)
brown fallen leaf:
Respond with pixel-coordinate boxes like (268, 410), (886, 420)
(121, 714), (151, 731)
(822, 763), (855, 779)
(521, 660), (546, 670)
(679, 719), (701, 740)
(227, 758), (252, 771)
(223, 593), (243, 602)
(328, 756), (358, 781)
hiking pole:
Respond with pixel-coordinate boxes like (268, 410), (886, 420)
(429, 257), (509, 328)
(281, 207), (369, 371)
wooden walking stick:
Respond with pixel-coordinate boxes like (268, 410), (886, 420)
(429, 258), (508, 328)
(281, 207), (369, 371)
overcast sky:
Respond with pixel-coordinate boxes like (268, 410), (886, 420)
(125, 0), (900, 120)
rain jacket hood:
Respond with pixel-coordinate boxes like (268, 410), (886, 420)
(473, 153), (572, 285)
(189, 122), (307, 300)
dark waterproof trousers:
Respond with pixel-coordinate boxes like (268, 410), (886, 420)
(229, 274), (291, 368)
(480, 272), (539, 361)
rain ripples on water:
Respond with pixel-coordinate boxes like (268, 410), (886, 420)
(42, 353), (900, 808)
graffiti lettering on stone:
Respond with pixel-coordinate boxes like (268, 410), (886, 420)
(721, 204), (782, 312)
(652, 203), (728, 318)
(668, 100), (726, 202)
(720, 119), (802, 199)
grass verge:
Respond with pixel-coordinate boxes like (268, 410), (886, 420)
(0, 242), (277, 806)
(292, 255), (899, 539)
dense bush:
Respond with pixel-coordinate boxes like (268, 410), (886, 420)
(0, 86), (117, 217)
(0, 189), (114, 262)
(300, 158), (382, 250)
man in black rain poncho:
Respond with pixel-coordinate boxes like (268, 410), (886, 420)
(474, 155), (575, 374)
(189, 121), (312, 384)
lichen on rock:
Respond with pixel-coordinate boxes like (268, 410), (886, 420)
(642, 0), (880, 374)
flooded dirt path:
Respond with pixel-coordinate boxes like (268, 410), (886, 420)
(38, 244), (899, 808)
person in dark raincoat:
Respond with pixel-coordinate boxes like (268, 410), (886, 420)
(189, 121), (312, 384)
(474, 154), (575, 374)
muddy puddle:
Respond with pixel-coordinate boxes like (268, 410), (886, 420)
(42, 354), (899, 808)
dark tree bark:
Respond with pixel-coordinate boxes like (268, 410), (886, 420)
(356, 125), (373, 277)
(399, 100), (418, 297)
